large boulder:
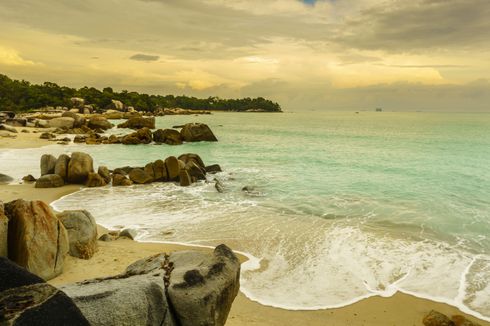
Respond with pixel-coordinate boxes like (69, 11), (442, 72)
(67, 152), (94, 184)
(4, 200), (69, 280)
(71, 97), (85, 108)
(85, 172), (107, 187)
(57, 210), (98, 259)
(0, 201), (7, 257)
(41, 154), (57, 176)
(153, 129), (183, 145)
(152, 159), (167, 181)
(0, 123), (18, 133)
(129, 168), (153, 184)
(144, 163), (155, 182)
(48, 117), (75, 129)
(179, 169), (192, 186)
(35, 174), (65, 188)
(98, 166), (111, 183)
(60, 244), (239, 326)
(185, 161), (206, 181)
(54, 154), (70, 180)
(165, 156), (180, 181)
(121, 127), (153, 145)
(180, 123), (218, 142)
(112, 174), (133, 186)
(0, 257), (90, 325)
(62, 111), (85, 128)
(118, 117), (155, 130)
(87, 116), (113, 130)
(178, 153), (205, 169)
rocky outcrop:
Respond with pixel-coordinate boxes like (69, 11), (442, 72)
(86, 172), (107, 187)
(180, 123), (218, 142)
(60, 244), (240, 326)
(165, 156), (180, 181)
(41, 154), (57, 176)
(117, 116), (155, 129)
(153, 129), (183, 145)
(35, 174), (65, 188)
(97, 166), (111, 183)
(121, 127), (153, 144)
(87, 116), (113, 130)
(0, 201), (7, 257)
(0, 257), (90, 325)
(4, 200), (69, 280)
(48, 117), (75, 129)
(58, 210), (98, 259)
(67, 152), (94, 184)
(152, 159), (167, 181)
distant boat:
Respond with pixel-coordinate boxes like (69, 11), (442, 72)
(376, 108), (383, 112)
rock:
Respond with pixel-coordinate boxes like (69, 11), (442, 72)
(153, 129), (183, 145)
(40, 154), (57, 176)
(86, 172), (107, 187)
(4, 200), (69, 280)
(109, 99), (125, 111)
(0, 173), (14, 184)
(121, 127), (153, 145)
(35, 174), (65, 188)
(0, 123), (18, 133)
(98, 234), (113, 242)
(58, 210), (98, 259)
(67, 152), (94, 184)
(5, 118), (27, 127)
(423, 310), (455, 326)
(178, 153), (205, 169)
(60, 270), (176, 326)
(71, 97), (85, 108)
(0, 257), (90, 325)
(62, 111), (85, 128)
(73, 135), (86, 143)
(185, 161), (206, 181)
(113, 166), (132, 175)
(129, 168), (153, 184)
(36, 119), (50, 128)
(144, 163), (156, 181)
(179, 169), (192, 186)
(180, 123), (218, 142)
(48, 117), (75, 129)
(117, 116), (155, 130)
(119, 228), (138, 240)
(40, 132), (55, 139)
(167, 244), (240, 326)
(165, 156), (180, 181)
(88, 116), (113, 130)
(112, 174), (133, 186)
(0, 202), (7, 257)
(205, 164), (222, 174)
(22, 174), (37, 182)
(98, 166), (111, 183)
(152, 159), (167, 181)
(54, 154), (70, 180)
(215, 179), (224, 193)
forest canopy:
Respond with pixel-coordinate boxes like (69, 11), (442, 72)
(0, 74), (282, 113)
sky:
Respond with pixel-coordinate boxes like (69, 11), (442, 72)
(1, 0), (490, 111)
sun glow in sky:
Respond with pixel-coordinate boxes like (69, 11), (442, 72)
(1, 0), (490, 111)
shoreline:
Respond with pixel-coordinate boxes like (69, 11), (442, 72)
(0, 182), (488, 325)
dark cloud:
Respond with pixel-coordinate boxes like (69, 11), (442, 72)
(336, 0), (490, 51)
(129, 53), (160, 61)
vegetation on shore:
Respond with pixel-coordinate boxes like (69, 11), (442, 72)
(0, 74), (282, 113)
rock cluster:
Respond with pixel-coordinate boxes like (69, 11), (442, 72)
(33, 151), (220, 188)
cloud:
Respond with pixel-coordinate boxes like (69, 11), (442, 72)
(0, 46), (36, 66)
(129, 53), (160, 61)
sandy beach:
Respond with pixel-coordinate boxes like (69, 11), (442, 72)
(0, 126), (52, 149)
(0, 176), (487, 326)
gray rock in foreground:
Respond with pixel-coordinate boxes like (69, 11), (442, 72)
(61, 244), (240, 326)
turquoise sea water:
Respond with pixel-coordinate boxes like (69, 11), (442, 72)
(1, 111), (489, 320)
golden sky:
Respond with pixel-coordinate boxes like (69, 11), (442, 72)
(1, 0), (490, 111)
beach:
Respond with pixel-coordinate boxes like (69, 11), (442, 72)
(1, 144), (488, 325)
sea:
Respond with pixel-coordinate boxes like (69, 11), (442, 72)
(1, 111), (489, 321)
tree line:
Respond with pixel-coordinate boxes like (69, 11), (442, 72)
(0, 74), (282, 113)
